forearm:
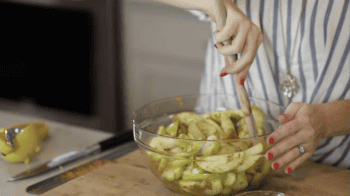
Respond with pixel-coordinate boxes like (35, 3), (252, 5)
(315, 100), (350, 138)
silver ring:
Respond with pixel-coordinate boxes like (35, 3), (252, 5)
(297, 144), (305, 155)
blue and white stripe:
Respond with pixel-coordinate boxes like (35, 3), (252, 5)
(190, 0), (350, 169)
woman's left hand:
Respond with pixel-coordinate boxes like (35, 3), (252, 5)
(264, 102), (326, 174)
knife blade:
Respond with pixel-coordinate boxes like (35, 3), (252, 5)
(7, 131), (133, 182)
(26, 141), (138, 194)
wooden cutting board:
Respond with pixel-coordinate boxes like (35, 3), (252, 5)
(43, 149), (349, 196)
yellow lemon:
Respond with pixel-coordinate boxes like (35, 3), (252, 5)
(0, 122), (49, 163)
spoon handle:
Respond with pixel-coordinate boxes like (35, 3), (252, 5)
(215, 0), (259, 138)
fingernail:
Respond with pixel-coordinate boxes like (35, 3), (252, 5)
(240, 78), (245, 86)
(268, 153), (273, 161)
(220, 73), (228, 77)
(268, 137), (274, 145)
(273, 162), (279, 170)
(287, 167), (292, 174)
(214, 30), (219, 33)
(214, 44), (218, 49)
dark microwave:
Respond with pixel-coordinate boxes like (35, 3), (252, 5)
(0, 0), (125, 133)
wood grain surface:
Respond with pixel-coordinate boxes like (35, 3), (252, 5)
(43, 149), (350, 196)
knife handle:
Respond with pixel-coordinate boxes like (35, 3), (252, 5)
(99, 131), (133, 152)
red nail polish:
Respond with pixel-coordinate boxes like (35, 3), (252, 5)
(214, 44), (218, 49)
(220, 73), (228, 77)
(240, 78), (245, 86)
(273, 162), (279, 170)
(287, 167), (292, 174)
(269, 137), (274, 145)
(268, 153), (273, 161)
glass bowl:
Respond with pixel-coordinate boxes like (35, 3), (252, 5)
(133, 94), (284, 196)
(234, 190), (286, 196)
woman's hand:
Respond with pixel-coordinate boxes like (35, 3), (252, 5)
(211, 0), (263, 79)
(264, 102), (326, 174)
(155, 0), (262, 79)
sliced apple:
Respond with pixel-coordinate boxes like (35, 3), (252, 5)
(178, 123), (188, 135)
(250, 172), (264, 187)
(166, 120), (179, 137)
(202, 113), (210, 119)
(216, 143), (237, 155)
(179, 178), (223, 195)
(162, 166), (183, 181)
(252, 105), (264, 129)
(237, 119), (248, 135)
(250, 161), (271, 187)
(229, 141), (249, 152)
(233, 143), (264, 172)
(188, 122), (206, 140)
(258, 128), (264, 136)
(221, 186), (233, 195)
(157, 125), (167, 136)
(204, 119), (226, 139)
(146, 150), (164, 162)
(174, 112), (202, 126)
(149, 136), (176, 150)
(178, 180), (206, 193)
(204, 179), (223, 195)
(196, 152), (244, 173)
(225, 110), (245, 120)
(224, 172), (236, 187)
(196, 120), (218, 138)
(181, 172), (223, 181)
(261, 160), (271, 175)
(232, 171), (248, 191)
(209, 111), (221, 124)
(158, 157), (167, 172)
(170, 159), (192, 169)
(220, 113), (237, 138)
(244, 142), (264, 156)
(236, 155), (262, 172)
(175, 141), (203, 158)
(201, 140), (220, 156)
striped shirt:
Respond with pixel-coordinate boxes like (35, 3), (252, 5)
(189, 0), (350, 169)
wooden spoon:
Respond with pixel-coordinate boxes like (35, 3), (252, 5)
(215, 0), (259, 140)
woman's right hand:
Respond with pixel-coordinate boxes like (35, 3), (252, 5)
(155, 0), (262, 80)
(207, 0), (263, 79)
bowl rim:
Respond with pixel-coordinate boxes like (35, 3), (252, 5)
(234, 190), (286, 196)
(133, 94), (283, 114)
(133, 94), (285, 142)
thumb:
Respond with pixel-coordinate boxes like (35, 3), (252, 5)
(279, 102), (304, 124)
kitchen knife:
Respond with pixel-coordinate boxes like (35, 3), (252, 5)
(26, 141), (138, 194)
(7, 131), (133, 182)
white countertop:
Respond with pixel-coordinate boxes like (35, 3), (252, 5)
(0, 110), (133, 196)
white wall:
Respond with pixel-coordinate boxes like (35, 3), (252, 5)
(122, 0), (211, 129)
